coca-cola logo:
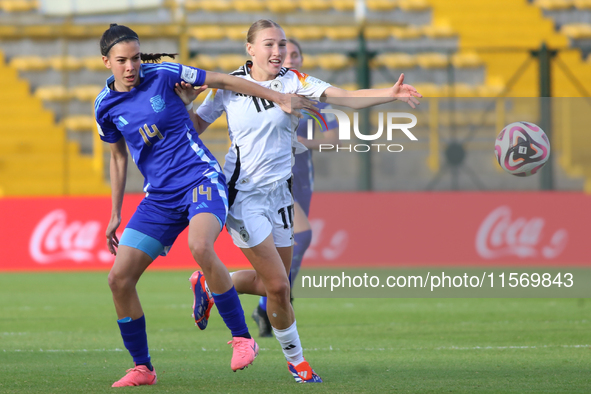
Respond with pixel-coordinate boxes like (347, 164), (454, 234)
(304, 218), (348, 260)
(475, 206), (568, 259)
(29, 209), (114, 264)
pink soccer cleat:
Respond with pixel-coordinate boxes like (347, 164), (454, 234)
(227, 337), (259, 371)
(111, 365), (157, 387)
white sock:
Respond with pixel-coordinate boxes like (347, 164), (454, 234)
(272, 320), (305, 365)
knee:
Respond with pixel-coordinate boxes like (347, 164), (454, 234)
(265, 278), (291, 302)
(108, 271), (135, 295)
(189, 239), (215, 266)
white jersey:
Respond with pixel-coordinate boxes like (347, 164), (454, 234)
(196, 61), (331, 192)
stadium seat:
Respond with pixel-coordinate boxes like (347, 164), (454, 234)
(364, 26), (393, 40)
(451, 52), (484, 68)
(189, 26), (226, 41)
(199, 0), (233, 12)
(330, 0), (355, 11)
(217, 54), (247, 72)
(535, 0), (573, 11)
(231, 0), (266, 12)
(266, 0), (298, 13)
(325, 26), (359, 40)
(210, 115), (228, 129)
(81, 56), (106, 72)
(335, 83), (359, 91)
(0, 25), (18, 38)
(574, 0), (591, 9)
(315, 53), (351, 70)
(366, 0), (398, 12)
(225, 25), (251, 41)
(191, 54), (218, 70)
(397, 0), (430, 11)
(184, 0), (201, 11)
(0, 0), (37, 13)
(561, 23), (591, 39)
(48, 56), (83, 71)
(301, 54), (319, 69)
(34, 85), (71, 102)
(422, 25), (457, 39)
(63, 115), (96, 132)
(391, 26), (423, 40)
(449, 83), (478, 97)
(415, 53), (449, 69)
(372, 53), (417, 69)
(70, 85), (103, 102)
(299, 0), (332, 12)
(289, 26), (326, 41)
(9, 56), (49, 71)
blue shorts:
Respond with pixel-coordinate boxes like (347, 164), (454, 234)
(120, 181), (227, 259)
(292, 174), (312, 216)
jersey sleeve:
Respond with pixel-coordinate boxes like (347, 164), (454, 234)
(151, 62), (206, 88)
(290, 69), (331, 98)
(196, 89), (225, 124)
(94, 96), (122, 143)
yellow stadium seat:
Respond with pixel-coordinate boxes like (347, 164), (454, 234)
(301, 54), (318, 69)
(391, 26), (423, 40)
(217, 54), (247, 72)
(422, 25), (456, 39)
(199, 0), (233, 12)
(35, 85), (71, 102)
(451, 52), (484, 68)
(331, 0), (355, 11)
(416, 53), (449, 69)
(0, 0), (37, 12)
(189, 26), (226, 41)
(210, 115), (228, 129)
(191, 54), (218, 70)
(9, 55), (48, 71)
(397, 0), (430, 11)
(477, 84), (505, 98)
(364, 26), (393, 40)
(574, 0), (591, 9)
(48, 56), (83, 71)
(372, 53), (417, 69)
(0, 25), (18, 38)
(366, 0), (397, 12)
(70, 85), (103, 102)
(63, 115), (96, 132)
(290, 26), (326, 41)
(231, 0), (266, 12)
(325, 26), (360, 40)
(535, 0), (573, 10)
(449, 83), (477, 97)
(266, 0), (298, 12)
(22, 25), (56, 37)
(561, 23), (591, 39)
(316, 53), (351, 70)
(413, 83), (444, 97)
(184, 0), (201, 11)
(82, 56), (106, 71)
(299, 0), (332, 11)
(336, 83), (359, 91)
(225, 25), (250, 41)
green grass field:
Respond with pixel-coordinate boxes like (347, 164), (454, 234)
(1, 271), (589, 393)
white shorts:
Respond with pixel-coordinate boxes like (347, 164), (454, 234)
(226, 178), (294, 248)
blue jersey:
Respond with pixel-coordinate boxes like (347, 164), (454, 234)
(95, 62), (224, 206)
(292, 102), (338, 191)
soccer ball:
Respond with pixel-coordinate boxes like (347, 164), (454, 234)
(494, 121), (551, 177)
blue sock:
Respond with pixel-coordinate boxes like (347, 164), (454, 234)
(290, 230), (312, 287)
(212, 286), (250, 338)
(117, 315), (152, 370)
(258, 296), (267, 311)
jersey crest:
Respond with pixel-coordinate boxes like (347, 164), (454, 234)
(150, 95), (166, 113)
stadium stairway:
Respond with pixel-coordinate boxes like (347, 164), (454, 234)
(427, 0), (591, 191)
(0, 50), (110, 197)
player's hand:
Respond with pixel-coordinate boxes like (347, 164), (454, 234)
(106, 216), (121, 256)
(391, 73), (422, 109)
(174, 81), (209, 106)
(278, 93), (318, 118)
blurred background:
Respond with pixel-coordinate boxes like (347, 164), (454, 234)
(1, 0), (590, 197)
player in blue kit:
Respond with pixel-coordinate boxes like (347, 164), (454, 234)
(94, 24), (315, 387)
(251, 38), (339, 338)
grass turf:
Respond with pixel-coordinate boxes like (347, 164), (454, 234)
(0, 271), (589, 393)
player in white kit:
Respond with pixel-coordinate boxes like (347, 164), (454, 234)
(176, 19), (421, 383)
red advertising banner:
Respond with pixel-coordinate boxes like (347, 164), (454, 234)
(0, 192), (589, 271)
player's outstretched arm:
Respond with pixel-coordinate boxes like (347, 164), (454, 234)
(174, 82), (211, 135)
(106, 138), (128, 256)
(322, 73), (422, 109)
(203, 71), (317, 117)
